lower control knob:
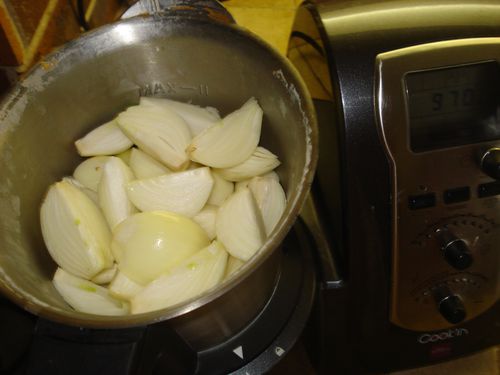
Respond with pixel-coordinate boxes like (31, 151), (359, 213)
(438, 295), (466, 324)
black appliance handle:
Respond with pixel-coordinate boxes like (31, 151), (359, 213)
(300, 194), (345, 288)
(24, 319), (146, 375)
(24, 318), (198, 375)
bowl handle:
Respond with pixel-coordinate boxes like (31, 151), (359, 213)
(121, 0), (235, 24)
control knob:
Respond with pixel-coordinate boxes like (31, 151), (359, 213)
(480, 147), (500, 179)
(435, 287), (466, 324)
(436, 228), (473, 270)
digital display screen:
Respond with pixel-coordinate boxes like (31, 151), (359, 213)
(405, 61), (500, 152)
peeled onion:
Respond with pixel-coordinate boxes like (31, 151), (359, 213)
(40, 180), (113, 279)
(75, 120), (133, 157)
(235, 171), (279, 191)
(91, 264), (118, 284)
(111, 211), (210, 285)
(73, 156), (110, 191)
(216, 188), (266, 261)
(249, 176), (287, 235)
(62, 176), (99, 204)
(140, 97), (220, 137)
(131, 241), (228, 314)
(40, 96), (286, 317)
(115, 148), (133, 165)
(224, 256), (245, 280)
(192, 205), (218, 240)
(116, 103), (191, 170)
(53, 268), (128, 316)
(127, 167), (213, 217)
(207, 171), (233, 206)
(188, 98), (263, 168)
(215, 147), (280, 182)
(98, 157), (137, 230)
(129, 147), (171, 179)
(109, 271), (144, 300)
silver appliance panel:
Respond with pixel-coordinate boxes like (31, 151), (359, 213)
(376, 38), (500, 331)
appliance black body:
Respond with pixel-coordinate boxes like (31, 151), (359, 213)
(289, 1), (500, 373)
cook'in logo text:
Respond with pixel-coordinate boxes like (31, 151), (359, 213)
(418, 328), (469, 344)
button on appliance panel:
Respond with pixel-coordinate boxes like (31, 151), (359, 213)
(478, 181), (500, 198)
(408, 193), (436, 210)
(443, 186), (470, 204)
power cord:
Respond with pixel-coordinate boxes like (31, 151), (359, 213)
(67, 0), (89, 31)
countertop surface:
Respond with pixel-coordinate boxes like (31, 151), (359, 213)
(222, 0), (500, 373)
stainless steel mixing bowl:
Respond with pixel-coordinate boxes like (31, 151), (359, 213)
(0, 0), (317, 350)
